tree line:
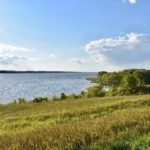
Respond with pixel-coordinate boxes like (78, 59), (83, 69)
(87, 69), (150, 97)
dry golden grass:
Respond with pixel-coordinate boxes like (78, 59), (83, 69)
(0, 95), (150, 149)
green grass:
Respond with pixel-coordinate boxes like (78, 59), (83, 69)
(1, 95), (150, 149)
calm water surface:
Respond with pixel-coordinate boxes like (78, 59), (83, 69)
(0, 72), (97, 103)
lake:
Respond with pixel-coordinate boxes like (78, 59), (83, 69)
(0, 72), (97, 104)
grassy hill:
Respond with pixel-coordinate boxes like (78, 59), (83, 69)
(1, 95), (150, 149)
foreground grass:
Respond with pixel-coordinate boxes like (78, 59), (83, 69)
(1, 95), (150, 149)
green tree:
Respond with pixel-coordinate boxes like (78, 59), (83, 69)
(100, 73), (122, 88)
(119, 74), (138, 95)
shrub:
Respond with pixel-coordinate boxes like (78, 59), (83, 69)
(18, 98), (27, 104)
(67, 94), (80, 100)
(32, 97), (48, 103)
(60, 93), (66, 100)
(80, 91), (86, 96)
(87, 85), (106, 98)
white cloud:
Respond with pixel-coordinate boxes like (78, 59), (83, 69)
(84, 33), (150, 69)
(123, 0), (139, 4)
(0, 43), (30, 55)
(71, 58), (87, 65)
(0, 55), (27, 65)
(129, 0), (137, 4)
(0, 43), (32, 66)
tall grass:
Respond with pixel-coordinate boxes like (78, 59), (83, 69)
(0, 95), (150, 149)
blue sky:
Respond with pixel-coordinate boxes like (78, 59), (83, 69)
(0, 0), (150, 71)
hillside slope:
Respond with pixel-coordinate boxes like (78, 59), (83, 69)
(0, 95), (150, 149)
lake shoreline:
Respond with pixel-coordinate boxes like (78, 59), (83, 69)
(0, 70), (97, 73)
(0, 72), (97, 103)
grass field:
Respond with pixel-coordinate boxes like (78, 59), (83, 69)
(1, 95), (150, 149)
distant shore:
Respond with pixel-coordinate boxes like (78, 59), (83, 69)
(0, 70), (97, 73)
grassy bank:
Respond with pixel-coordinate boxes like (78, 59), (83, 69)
(0, 95), (150, 149)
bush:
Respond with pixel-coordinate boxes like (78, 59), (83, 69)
(60, 93), (66, 100)
(80, 91), (86, 97)
(18, 98), (27, 104)
(32, 97), (48, 103)
(87, 85), (106, 98)
(67, 94), (80, 100)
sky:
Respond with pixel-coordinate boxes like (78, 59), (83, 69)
(0, 0), (150, 71)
